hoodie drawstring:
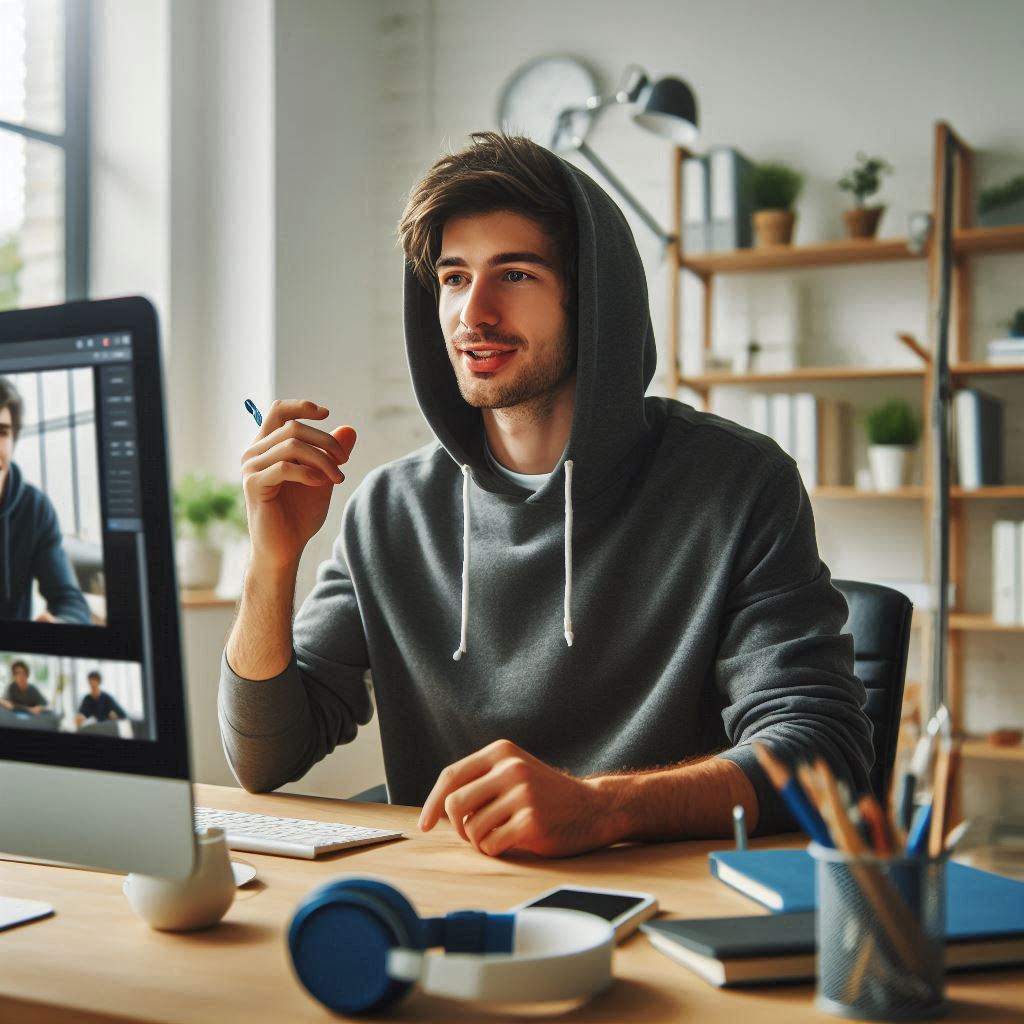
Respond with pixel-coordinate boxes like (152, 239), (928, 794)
(452, 459), (575, 659)
(563, 459), (575, 647)
(452, 464), (471, 661)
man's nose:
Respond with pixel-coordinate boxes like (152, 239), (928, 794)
(459, 280), (499, 330)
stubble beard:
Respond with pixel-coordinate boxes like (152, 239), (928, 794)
(449, 328), (576, 425)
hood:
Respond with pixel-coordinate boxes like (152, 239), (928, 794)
(403, 156), (658, 507)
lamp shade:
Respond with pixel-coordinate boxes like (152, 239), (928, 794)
(631, 76), (698, 145)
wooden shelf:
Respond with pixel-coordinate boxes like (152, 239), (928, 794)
(681, 237), (920, 276)
(812, 486), (924, 500)
(961, 739), (1024, 762)
(180, 589), (237, 609)
(954, 224), (1024, 256)
(951, 485), (1024, 499)
(678, 365), (924, 390)
(951, 361), (1024, 378)
(949, 614), (1024, 633)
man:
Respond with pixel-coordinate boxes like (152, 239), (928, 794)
(1, 660), (47, 715)
(220, 133), (872, 858)
(75, 670), (127, 727)
(0, 378), (91, 624)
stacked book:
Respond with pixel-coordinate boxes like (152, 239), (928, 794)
(953, 388), (1003, 488)
(750, 393), (850, 490)
(986, 336), (1024, 364)
(993, 521), (1024, 625)
(682, 146), (754, 253)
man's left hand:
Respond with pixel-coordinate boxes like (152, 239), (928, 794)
(417, 739), (615, 858)
(34, 610), (58, 623)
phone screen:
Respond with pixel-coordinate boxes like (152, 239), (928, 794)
(526, 889), (644, 921)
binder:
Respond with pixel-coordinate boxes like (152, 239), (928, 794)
(954, 388), (1003, 488)
(707, 146), (754, 251)
(992, 521), (1021, 625)
(682, 156), (710, 254)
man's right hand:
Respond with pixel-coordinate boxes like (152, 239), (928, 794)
(241, 400), (357, 572)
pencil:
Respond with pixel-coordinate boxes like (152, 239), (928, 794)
(752, 743), (833, 847)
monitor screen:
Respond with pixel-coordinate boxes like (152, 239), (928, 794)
(0, 297), (188, 780)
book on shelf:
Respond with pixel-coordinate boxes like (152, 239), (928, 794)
(682, 155), (710, 254)
(707, 146), (754, 251)
(992, 520), (1023, 625)
(986, 337), (1024, 364)
(953, 388), (1003, 488)
(750, 392), (849, 490)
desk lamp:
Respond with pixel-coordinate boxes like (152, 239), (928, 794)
(554, 65), (698, 246)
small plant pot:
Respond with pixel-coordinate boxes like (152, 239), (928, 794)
(868, 444), (913, 492)
(844, 205), (885, 239)
(753, 209), (796, 247)
(176, 538), (223, 590)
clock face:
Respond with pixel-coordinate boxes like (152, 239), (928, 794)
(497, 56), (597, 152)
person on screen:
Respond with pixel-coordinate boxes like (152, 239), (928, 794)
(0, 660), (48, 715)
(0, 377), (91, 625)
(75, 670), (127, 727)
(220, 133), (873, 860)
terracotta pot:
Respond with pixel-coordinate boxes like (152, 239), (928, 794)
(844, 205), (885, 239)
(753, 209), (796, 247)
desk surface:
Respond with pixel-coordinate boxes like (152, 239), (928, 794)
(1, 784), (1021, 1023)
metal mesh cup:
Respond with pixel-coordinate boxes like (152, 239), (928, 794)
(810, 842), (946, 1021)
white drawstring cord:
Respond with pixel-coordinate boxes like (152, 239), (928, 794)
(563, 459), (575, 647)
(453, 464), (471, 661)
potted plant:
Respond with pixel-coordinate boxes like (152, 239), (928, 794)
(173, 474), (245, 590)
(978, 174), (1024, 228)
(864, 400), (919, 492)
(838, 153), (892, 239)
(747, 162), (804, 247)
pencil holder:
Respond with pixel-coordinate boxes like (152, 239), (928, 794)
(810, 843), (946, 1021)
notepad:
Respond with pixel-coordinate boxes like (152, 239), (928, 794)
(708, 848), (1024, 941)
(644, 906), (1024, 988)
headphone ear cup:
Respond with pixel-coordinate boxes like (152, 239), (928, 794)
(288, 879), (423, 1014)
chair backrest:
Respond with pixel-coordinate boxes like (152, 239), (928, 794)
(832, 579), (913, 806)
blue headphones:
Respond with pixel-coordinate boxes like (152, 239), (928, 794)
(288, 876), (615, 1014)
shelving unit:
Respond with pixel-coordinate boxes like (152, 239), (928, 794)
(667, 121), (1024, 768)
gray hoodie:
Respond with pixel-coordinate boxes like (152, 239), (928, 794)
(219, 158), (873, 832)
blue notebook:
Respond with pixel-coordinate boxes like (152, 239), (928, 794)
(709, 849), (1024, 940)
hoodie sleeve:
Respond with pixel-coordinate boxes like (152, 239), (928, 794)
(218, 526), (375, 794)
(32, 496), (91, 625)
(714, 460), (874, 834)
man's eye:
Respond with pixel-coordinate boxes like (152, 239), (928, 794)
(441, 274), (464, 287)
(504, 270), (531, 283)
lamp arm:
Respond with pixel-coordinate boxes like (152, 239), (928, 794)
(569, 135), (674, 247)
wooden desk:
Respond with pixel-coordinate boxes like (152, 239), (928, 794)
(1, 785), (1020, 1023)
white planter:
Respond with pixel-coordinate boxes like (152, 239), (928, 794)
(176, 538), (223, 591)
(868, 445), (913, 492)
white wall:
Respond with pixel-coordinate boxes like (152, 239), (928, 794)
(88, 0), (1024, 810)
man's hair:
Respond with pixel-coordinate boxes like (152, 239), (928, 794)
(11, 660), (29, 676)
(398, 132), (578, 303)
(88, 670), (102, 683)
(0, 377), (23, 440)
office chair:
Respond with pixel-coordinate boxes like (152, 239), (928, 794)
(350, 580), (913, 809)
(832, 579), (913, 807)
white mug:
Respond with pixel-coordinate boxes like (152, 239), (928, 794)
(124, 827), (235, 931)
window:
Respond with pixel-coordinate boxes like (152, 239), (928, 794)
(0, 0), (91, 310)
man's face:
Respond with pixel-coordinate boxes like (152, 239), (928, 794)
(436, 211), (575, 416)
(89, 676), (101, 696)
(12, 665), (28, 689)
(0, 407), (14, 498)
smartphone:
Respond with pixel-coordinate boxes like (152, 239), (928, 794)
(510, 885), (658, 941)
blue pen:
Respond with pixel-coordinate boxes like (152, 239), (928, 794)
(906, 802), (933, 857)
(244, 398), (263, 427)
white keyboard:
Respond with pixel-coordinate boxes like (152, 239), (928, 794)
(194, 806), (404, 860)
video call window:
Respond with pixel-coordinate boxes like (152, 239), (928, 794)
(0, 368), (103, 624)
(0, 651), (149, 739)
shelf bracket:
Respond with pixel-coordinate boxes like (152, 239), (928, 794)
(897, 333), (932, 364)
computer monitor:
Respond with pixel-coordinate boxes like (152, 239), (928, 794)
(0, 297), (194, 877)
